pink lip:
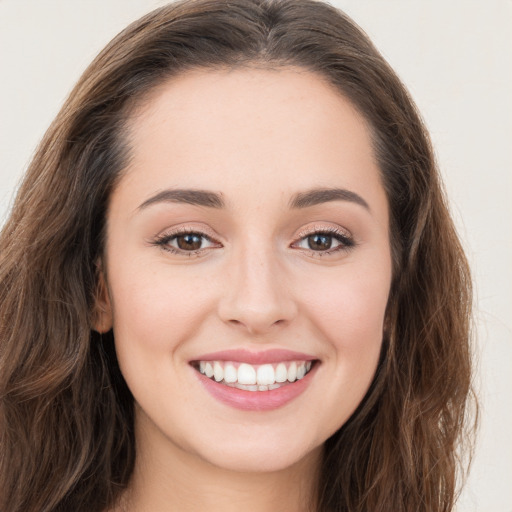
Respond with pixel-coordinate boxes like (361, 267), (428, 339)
(190, 348), (316, 365)
(191, 359), (319, 412)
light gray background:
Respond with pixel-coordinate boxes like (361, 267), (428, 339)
(1, 1), (510, 510)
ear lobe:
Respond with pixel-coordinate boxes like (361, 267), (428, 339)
(92, 265), (113, 333)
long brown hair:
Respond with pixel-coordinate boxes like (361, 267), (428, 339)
(0, 1), (476, 511)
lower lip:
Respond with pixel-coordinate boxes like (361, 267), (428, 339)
(193, 363), (318, 411)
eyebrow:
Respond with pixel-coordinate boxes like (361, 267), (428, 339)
(138, 189), (225, 210)
(137, 186), (369, 212)
(289, 187), (370, 211)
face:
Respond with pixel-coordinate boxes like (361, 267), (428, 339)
(97, 67), (392, 474)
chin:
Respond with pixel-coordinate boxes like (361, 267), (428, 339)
(193, 432), (322, 474)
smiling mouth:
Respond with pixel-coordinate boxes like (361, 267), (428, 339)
(191, 360), (317, 391)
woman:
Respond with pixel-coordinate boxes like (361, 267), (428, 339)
(0, 1), (476, 511)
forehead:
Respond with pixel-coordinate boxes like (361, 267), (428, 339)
(118, 66), (384, 214)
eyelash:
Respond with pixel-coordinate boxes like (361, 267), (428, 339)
(292, 226), (355, 256)
(151, 227), (219, 257)
(151, 226), (355, 257)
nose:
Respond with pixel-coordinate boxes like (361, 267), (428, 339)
(217, 240), (298, 335)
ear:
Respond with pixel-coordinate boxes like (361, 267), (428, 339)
(92, 262), (113, 333)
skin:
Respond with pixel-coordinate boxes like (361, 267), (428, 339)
(96, 67), (392, 512)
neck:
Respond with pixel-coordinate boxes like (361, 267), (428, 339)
(117, 413), (323, 512)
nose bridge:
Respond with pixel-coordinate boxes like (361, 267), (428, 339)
(218, 232), (297, 334)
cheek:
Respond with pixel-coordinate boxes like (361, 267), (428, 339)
(108, 262), (215, 355)
(107, 265), (217, 409)
(300, 260), (390, 403)
(300, 266), (390, 431)
(305, 266), (389, 342)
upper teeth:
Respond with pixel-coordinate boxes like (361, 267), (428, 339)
(197, 360), (313, 386)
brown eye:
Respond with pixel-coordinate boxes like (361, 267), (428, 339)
(154, 231), (219, 254)
(307, 234), (333, 251)
(292, 229), (354, 255)
(176, 233), (203, 251)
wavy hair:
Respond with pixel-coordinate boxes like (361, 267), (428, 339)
(0, 1), (476, 510)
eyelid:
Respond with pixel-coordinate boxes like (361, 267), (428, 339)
(290, 223), (356, 256)
(155, 223), (220, 241)
(293, 223), (352, 241)
(150, 223), (223, 256)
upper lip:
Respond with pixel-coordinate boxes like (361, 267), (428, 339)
(190, 349), (317, 365)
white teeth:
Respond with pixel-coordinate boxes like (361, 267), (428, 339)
(196, 359), (315, 389)
(224, 363), (237, 383)
(237, 363), (257, 385)
(256, 364), (275, 385)
(287, 361), (297, 382)
(204, 362), (214, 378)
(235, 382), (258, 391)
(213, 361), (224, 382)
(275, 363), (288, 383)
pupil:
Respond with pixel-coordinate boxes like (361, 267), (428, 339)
(308, 234), (332, 251)
(177, 234), (202, 250)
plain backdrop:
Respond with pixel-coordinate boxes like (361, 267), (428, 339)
(1, 1), (511, 511)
